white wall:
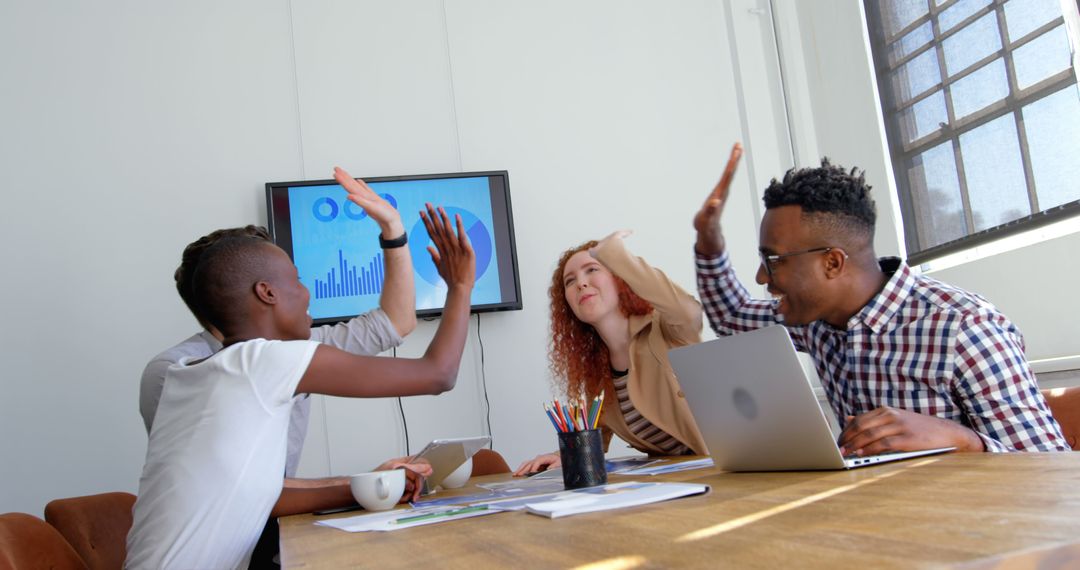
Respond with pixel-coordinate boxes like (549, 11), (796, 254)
(927, 232), (1080, 360)
(0, 0), (782, 515)
(0, 0), (306, 515)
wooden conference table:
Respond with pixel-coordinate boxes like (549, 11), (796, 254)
(279, 453), (1080, 569)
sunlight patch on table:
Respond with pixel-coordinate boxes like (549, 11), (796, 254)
(677, 458), (940, 542)
(571, 555), (647, 570)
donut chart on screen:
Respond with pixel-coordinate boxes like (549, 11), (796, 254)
(408, 207), (493, 285)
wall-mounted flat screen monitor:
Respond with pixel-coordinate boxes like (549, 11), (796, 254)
(266, 170), (522, 323)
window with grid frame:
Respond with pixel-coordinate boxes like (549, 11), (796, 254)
(864, 0), (1080, 264)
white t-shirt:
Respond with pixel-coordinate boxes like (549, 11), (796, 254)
(138, 309), (401, 476)
(126, 339), (319, 570)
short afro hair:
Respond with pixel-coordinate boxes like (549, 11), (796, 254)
(763, 159), (876, 243)
(190, 235), (275, 335)
(175, 225), (271, 329)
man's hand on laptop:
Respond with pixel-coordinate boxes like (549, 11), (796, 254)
(837, 406), (986, 456)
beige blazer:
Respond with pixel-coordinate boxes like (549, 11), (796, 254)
(592, 238), (708, 456)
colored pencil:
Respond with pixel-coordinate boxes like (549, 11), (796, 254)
(553, 399), (567, 431)
(553, 401), (569, 432)
(543, 403), (564, 432)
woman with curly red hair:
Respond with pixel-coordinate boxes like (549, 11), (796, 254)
(514, 230), (708, 475)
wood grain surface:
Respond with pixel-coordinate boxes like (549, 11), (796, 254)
(279, 453), (1080, 569)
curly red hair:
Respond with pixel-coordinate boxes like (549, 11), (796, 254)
(548, 241), (653, 402)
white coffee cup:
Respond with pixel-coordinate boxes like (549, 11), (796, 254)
(439, 457), (473, 489)
(350, 469), (405, 511)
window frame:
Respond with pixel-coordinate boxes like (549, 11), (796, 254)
(864, 0), (1080, 264)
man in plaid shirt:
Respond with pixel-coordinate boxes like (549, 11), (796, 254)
(693, 144), (1067, 454)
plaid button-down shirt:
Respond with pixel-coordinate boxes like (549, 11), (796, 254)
(696, 251), (1068, 452)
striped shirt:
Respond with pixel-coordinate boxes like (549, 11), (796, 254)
(612, 369), (690, 455)
(696, 251), (1068, 452)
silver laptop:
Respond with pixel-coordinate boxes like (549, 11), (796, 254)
(669, 325), (953, 471)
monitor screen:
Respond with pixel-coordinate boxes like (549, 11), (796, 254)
(266, 170), (522, 323)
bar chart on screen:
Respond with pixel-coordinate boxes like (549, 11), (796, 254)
(313, 250), (384, 300)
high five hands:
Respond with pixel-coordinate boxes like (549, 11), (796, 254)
(693, 143), (743, 257)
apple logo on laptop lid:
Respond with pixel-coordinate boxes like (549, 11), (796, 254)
(732, 387), (759, 420)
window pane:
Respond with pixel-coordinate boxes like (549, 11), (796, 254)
(942, 12), (1001, 75)
(907, 142), (967, 249)
(888, 21), (934, 65)
(1013, 26), (1071, 90)
(899, 90), (947, 142)
(939, 0), (991, 33)
(1023, 86), (1080, 210)
(951, 59), (1008, 119)
(884, 0), (930, 36)
(959, 115), (1031, 231)
(1003, 0), (1061, 41)
(891, 49), (942, 101)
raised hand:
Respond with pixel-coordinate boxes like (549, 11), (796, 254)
(419, 203), (476, 291)
(693, 143), (743, 256)
(589, 229), (632, 259)
(333, 166), (405, 239)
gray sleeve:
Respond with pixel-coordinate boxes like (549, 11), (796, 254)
(139, 359), (171, 434)
(284, 396), (311, 478)
(308, 308), (404, 355)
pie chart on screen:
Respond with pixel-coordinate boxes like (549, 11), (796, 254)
(408, 207), (493, 286)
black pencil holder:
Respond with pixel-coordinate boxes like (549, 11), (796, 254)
(557, 428), (607, 489)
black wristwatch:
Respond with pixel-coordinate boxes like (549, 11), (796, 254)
(378, 232), (408, 249)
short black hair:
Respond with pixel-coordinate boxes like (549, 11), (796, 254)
(763, 159), (876, 243)
(175, 225), (271, 329)
(190, 235), (274, 334)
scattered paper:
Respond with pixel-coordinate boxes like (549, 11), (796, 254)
(414, 479), (566, 507)
(606, 456), (663, 474)
(524, 481), (710, 519)
(617, 457), (714, 476)
(315, 504), (499, 532)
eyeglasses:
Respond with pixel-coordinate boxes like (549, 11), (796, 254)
(758, 247), (840, 279)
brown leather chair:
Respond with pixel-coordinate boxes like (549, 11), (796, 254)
(0, 512), (88, 570)
(1042, 387), (1080, 451)
(44, 492), (136, 570)
(471, 448), (511, 476)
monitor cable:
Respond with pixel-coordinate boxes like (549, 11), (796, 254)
(476, 314), (493, 449)
(393, 346), (410, 456)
